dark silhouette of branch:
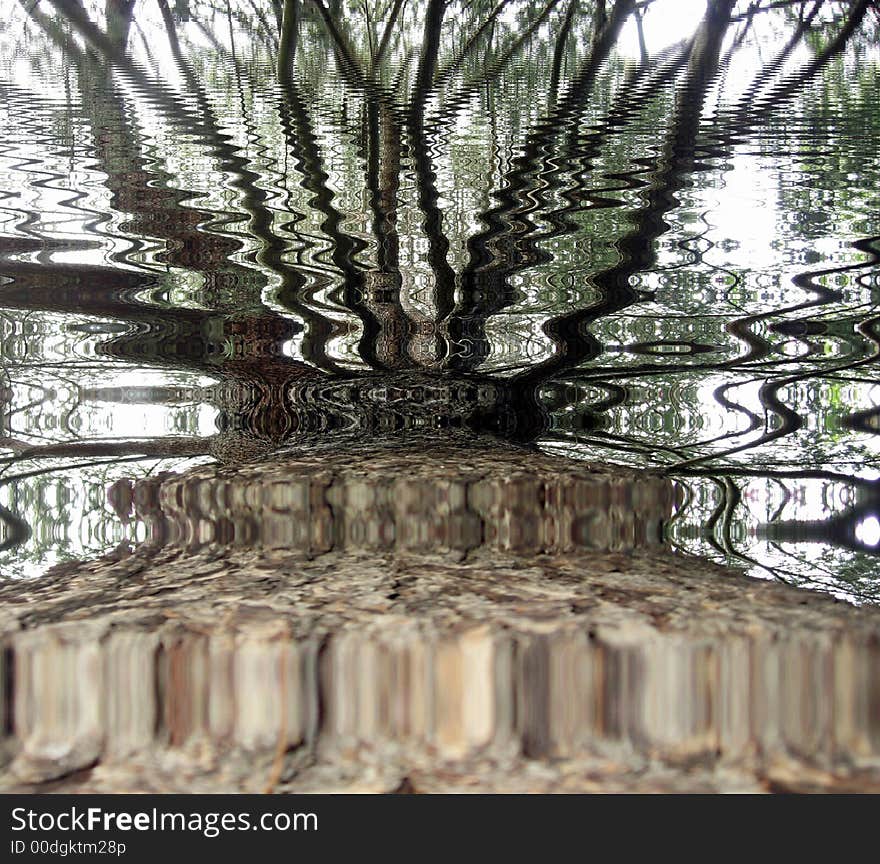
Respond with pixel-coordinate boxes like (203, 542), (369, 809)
(549, 0), (579, 104)
(372, 0), (406, 72)
(634, 4), (651, 62)
(404, 0), (458, 362)
(505, 0), (736, 437)
(430, 0), (513, 92)
(447, 0), (640, 374)
(723, 0), (870, 129)
(277, 0), (300, 81)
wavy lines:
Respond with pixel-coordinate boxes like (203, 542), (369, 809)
(717, 0), (871, 135)
(0, 1), (878, 594)
(662, 232), (880, 471)
(191, 3), (412, 372)
(511, 5), (735, 408)
(0, 86), (97, 259)
(454, 37), (687, 346)
(444, 2), (653, 377)
(16, 4), (241, 280)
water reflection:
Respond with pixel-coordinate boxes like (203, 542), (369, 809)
(0, 0), (878, 592)
(0, 0), (880, 789)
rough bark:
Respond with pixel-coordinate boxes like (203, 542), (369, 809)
(2, 441), (880, 792)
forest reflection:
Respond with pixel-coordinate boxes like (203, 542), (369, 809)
(0, 0), (878, 597)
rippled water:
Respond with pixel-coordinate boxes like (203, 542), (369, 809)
(0, 0), (878, 598)
(3, 0), (880, 794)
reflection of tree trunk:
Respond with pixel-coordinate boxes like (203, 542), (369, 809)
(182, 14), (348, 375)
(15, 0), (321, 453)
(365, 102), (410, 368)
(153, 0), (321, 402)
(298, 2), (428, 371)
(376, 109), (400, 277)
(274, 80), (384, 370)
(405, 0), (457, 367)
(549, 0), (578, 105)
(410, 0), (446, 102)
(594, 0), (607, 36)
(271, 96), (343, 373)
(277, 0), (300, 82)
(634, 5), (648, 64)
(506, 0), (735, 439)
(308, 0), (457, 370)
(307, 0), (578, 373)
(448, 0), (636, 376)
(104, 0), (136, 49)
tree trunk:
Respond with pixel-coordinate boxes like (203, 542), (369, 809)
(3, 440), (880, 792)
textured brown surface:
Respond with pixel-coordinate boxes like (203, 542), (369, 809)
(2, 441), (879, 793)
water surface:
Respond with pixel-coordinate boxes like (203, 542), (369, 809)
(0, 0), (879, 599)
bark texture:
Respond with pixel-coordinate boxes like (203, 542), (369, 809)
(2, 440), (879, 792)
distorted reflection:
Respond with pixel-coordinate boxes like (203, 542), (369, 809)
(2, 445), (879, 792)
(7, 616), (880, 792)
(1, 0), (878, 593)
(0, 0), (879, 790)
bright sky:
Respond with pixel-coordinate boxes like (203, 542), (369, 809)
(618, 0), (710, 58)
